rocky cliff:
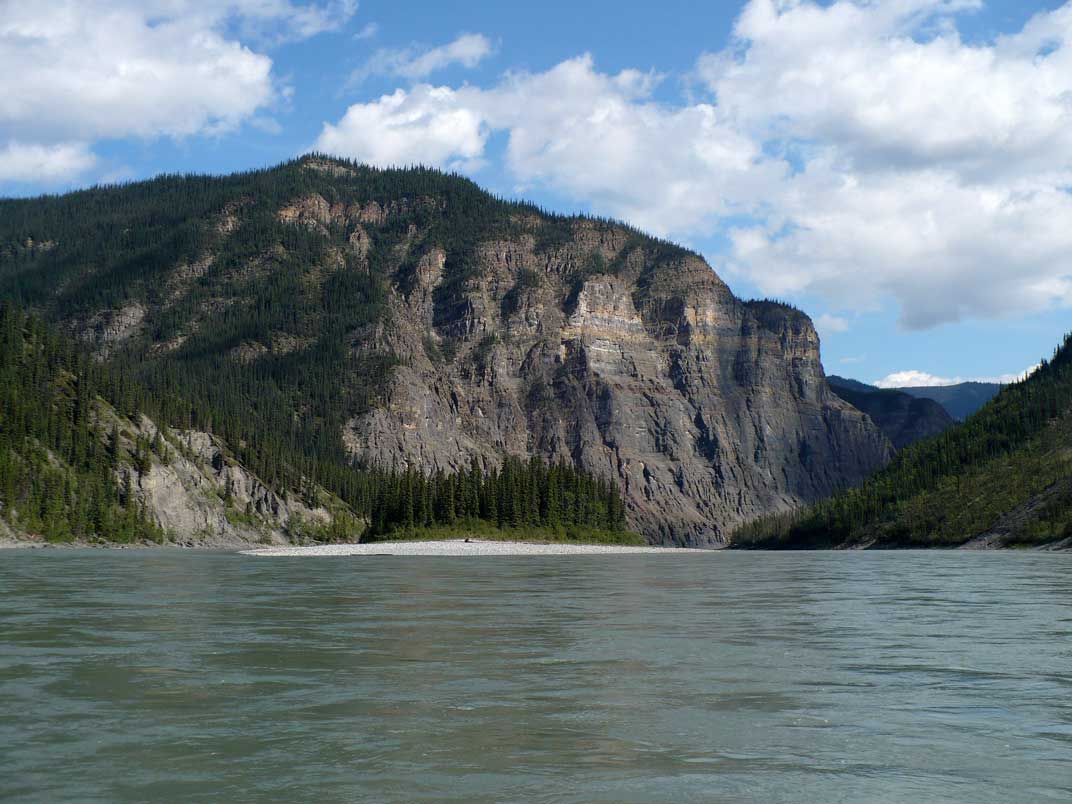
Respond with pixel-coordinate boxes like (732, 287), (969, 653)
(0, 156), (893, 545)
(341, 221), (891, 544)
(109, 412), (338, 547)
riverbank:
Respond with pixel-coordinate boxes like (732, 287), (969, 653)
(241, 539), (709, 556)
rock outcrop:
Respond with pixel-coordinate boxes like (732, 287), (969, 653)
(107, 411), (338, 547)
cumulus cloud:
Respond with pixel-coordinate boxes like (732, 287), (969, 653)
(0, 0), (356, 183)
(0, 141), (96, 183)
(316, 0), (1072, 331)
(316, 85), (487, 169)
(874, 370), (962, 387)
(321, 55), (781, 235)
(351, 33), (493, 85)
(874, 363), (1041, 387)
(705, 0), (1072, 329)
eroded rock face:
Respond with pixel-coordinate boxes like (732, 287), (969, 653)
(121, 416), (334, 547)
(337, 221), (892, 545)
(77, 303), (146, 358)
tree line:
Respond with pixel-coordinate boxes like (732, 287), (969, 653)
(364, 457), (628, 537)
(0, 301), (162, 542)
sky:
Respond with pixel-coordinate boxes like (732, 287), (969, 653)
(2, 0), (1071, 387)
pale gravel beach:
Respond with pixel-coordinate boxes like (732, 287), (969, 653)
(240, 539), (711, 556)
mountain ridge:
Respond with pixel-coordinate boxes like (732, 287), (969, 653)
(896, 382), (1002, 421)
(828, 375), (1001, 421)
(827, 376), (955, 449)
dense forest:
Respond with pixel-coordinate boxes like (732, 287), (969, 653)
(0, 302), (163, 542)
(735, 333), (1072, 548)
(0, 301), (633, 544)
(364, 457), (630, 541)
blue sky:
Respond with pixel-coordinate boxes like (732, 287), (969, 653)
(3, 0), (1071, 386)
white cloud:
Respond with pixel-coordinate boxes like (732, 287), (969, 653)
(874, 363), (1041, 387)
(815, 313), (850, 335)
(706, 0), (1072, 328)
(697, 0), (1070, 180)
(874, 370), (959, 387)
(351, 33), (493, 85)
(0, 141), (96, 183)
(317, 0), (1072, 331)
(354, 22), (379, 40)
(316, 86), (487, 169)
(0, 0), (356, 183)
(261, 0), (358, 41)
(726, 163), (1072, 328)
(399, 34), (493, 78)
(321, 55), (781, 235)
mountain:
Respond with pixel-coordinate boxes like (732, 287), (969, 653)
(0, 303), (634, 546)
(0, 156), (892, 545)
(736, 334), (1072, 549)
(829, 375), (1001, 422)
(827, 376), (955, 449)
(896, 382), (1001, 421)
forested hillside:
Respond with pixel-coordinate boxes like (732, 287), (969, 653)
(0, 301), (163, 542)
(736, 333), (1072, 549)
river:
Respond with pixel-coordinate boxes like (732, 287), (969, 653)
(2, 549), (1070, 802)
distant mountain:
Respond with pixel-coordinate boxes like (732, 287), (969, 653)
(827, 377), (954, 449)
(737, 334), (1072, 550)
(829, 375), (1002, 421)
(896, 382), (1001, 421)
(825, 375), (877, 393)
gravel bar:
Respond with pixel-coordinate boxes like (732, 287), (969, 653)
(241, 539), (711, 556)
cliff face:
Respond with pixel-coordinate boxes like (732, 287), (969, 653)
(115, 416), (336, 547)
(0, 157), (892, 545)
(334, 212), (891, 545)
